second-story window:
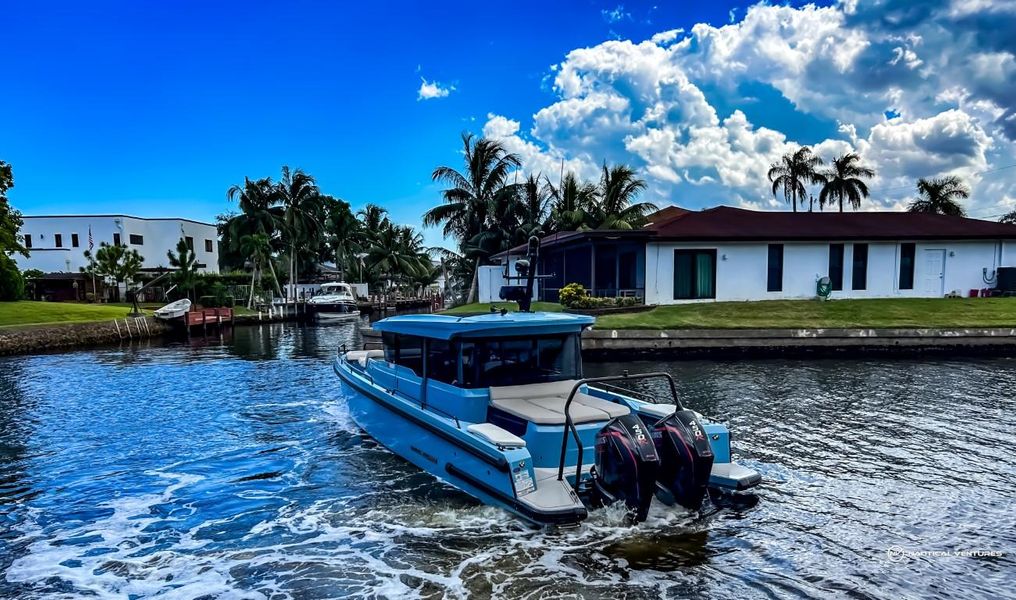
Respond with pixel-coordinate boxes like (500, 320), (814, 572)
(113, 233), (122, 246)
(71, 233), (79, 248)
(54, 233), (63, 248)
(205, 239), (213, 253)
(129, 234), (144, 245)
(185, 236), (194, 250)
(24, 234), (32, 249)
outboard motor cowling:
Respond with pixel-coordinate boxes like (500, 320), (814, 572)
(591, 414), (660, 522)
(653, 410), (714, 511)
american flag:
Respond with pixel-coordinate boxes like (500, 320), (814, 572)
(88, 226), (94, 250)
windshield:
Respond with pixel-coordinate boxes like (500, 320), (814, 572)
(459, 334), (581, 388)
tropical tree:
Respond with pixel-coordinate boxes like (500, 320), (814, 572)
(365, 224), (429, 293)
(424, 133), (521, 303)
(513, 173), (551, 243)
(548, 172), (598, 231)
(908, 176), (969, 217)
(591, 163), (656, 229)
(81, 242), (144, 300)
(0, 159), (27, 259)
(1000, 210), (1016, 225)
(819, 153), (875, 212)
(166, 238), (200, 300)
(277, 166), (323, 299)
(321, 196), (362, 281)
(768, 147), (825, 212)
(238, 233), (274, 308)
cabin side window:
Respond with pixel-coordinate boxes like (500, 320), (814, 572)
(426, 339), (457, 384)
(458, 334), (581, 388)
(382, 332), (424, 377)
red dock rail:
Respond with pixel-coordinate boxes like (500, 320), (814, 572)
(184, 307), (234, 329)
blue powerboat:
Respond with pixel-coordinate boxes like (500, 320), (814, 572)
(334, 239), (760, 526)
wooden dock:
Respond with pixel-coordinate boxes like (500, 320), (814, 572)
(184, 307), (234, 329)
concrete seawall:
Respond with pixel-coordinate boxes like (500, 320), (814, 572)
(0, 318), (172, 356)
(582, 327), (1016, 358)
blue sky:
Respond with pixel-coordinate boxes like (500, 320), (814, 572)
(4, 0), (1015, 247)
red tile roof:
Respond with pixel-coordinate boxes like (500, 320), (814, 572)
(649, 206), (1016, 241)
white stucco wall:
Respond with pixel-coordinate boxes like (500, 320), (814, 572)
(646, 240), (1008, 304)
(18, 215), (219, 274)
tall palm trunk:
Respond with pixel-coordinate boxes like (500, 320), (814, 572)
(266, 257), (283, 298)
(248, 263), (257, 309)
(467, 264), (479, 304)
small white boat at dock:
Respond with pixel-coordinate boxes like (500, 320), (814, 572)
(153, 299), (192, 320)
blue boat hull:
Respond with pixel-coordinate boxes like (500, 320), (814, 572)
(335, 359), (587, 526)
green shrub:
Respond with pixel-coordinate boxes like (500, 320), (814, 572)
(558, 283), (587, 308)
(0, 256), (25, 301)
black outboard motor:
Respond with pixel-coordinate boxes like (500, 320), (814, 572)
(653, 410), (715, 511)
(591, 414), (660, 522)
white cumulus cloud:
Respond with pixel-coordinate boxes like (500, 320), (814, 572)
(418, 77), (454, 101)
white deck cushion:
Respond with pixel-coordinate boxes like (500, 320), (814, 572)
(344, 349), (384, 367)
(489, 380), (630, 425)
(467, 423), (526, 448)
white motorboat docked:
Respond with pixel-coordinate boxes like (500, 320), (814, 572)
(307, 282), (360, 320)
(153, 298), (191, 320)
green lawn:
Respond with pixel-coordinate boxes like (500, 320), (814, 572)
(442, 302), (564, 315)
(0, 301), (140, 328)
(595, 298), (1016, 330)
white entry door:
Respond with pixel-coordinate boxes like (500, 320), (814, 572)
(922, 249), (946, 297)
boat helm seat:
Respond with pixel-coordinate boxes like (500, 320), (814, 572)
(344, 349), (385, 367)
(489, 380), (630, 425)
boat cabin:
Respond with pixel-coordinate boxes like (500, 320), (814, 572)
(318, 282), (355, 300)
(353, 312), (634, 467)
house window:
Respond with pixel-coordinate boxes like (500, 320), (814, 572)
(185, 236), (194, 251)
(71, 233), (79, 248)
(129, 234), (144, 245)
(852, 243), (868, 290)
(673, 249), (716, 300)
(899, 243), (916, 290)
(24, 234), (32, 249)
(113, 233), (122, 246)
(54, 233), (63, 248)
(205, 239), (214, 253)
(767, 244), (784, 292)
(829, 244), (844, 291)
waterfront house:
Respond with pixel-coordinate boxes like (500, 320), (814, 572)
(20, 215), (220, 275)
(491, 206), (1016, 304)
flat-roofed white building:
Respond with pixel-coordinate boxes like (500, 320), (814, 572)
(19, 215), (219, 274)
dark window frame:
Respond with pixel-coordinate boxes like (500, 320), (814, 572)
(113, 233), (122, 246)
(54, 233), (63, 248)
(829, 244), (844, 291)
(71, 233), (79, 248)
(852, 243), (869, 291)
(899, 243), (916, 290)
(185, 236), (194, 251)
(204, 239), (214, 253)
(673, 249), (717, 300)
(129, 234), (144, 246)
(767, 244), (784, 292)
(24, 234), (32, 249)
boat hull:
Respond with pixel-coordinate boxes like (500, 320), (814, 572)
(308, 302), (360, 319)
(335, 359), (587, 526)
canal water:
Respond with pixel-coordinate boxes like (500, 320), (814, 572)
(0, 321), (1014, 599)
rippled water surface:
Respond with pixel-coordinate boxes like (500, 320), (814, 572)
(1, 321), (1014, 599)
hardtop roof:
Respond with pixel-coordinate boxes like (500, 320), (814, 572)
(372, 311), (594, 340)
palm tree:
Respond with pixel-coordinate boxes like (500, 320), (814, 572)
(514, 173), (551, 243)
(238, 233), (273, 308)
(81, 242), (144, 302)
(277, 166), (322, 300)
(548, 172), (598, 231)
(424, 133), (521, 303)
(768, 147), (825, 212)
(225, 177), (284, 296)
(321, 196), (362, 281)
(591, 163), (656, 229)
(819, 153), (875, 212)
(1000, 210), (1016, 225)
(166, 238), (199, 301)
(366, 224), (429, 294)
(908, 176), (969, 217)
